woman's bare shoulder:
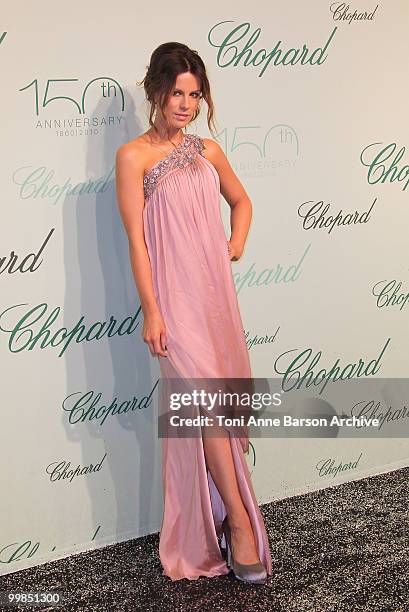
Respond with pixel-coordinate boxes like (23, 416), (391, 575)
(117, 136), (144, 156)
(201, 138), (224, 165)
(116, 134), (151, 170)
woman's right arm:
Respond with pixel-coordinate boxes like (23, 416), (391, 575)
(115, 144), (168, 358)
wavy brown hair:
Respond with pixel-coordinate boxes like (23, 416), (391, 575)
(138, 42), (217, 138)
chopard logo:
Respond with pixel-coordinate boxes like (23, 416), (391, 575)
(0, 303), (142, 356)
(372, 279), (409, 312)
(330, 2), (379, 24)
(0, 229), (54, 275)
(46, 453), (107, 483)
(316, 452), (362, 478)
(208, 21), (337, 77)
(12, 165), (114, 204)
(274, 338), (391, 395)
(61, 385), (157, 425)
(232, 244), (310, 294)
(360, 142), (409, 192)
(298, 199), (377, 234)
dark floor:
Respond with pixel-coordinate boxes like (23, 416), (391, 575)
(2, 467), (409, 612)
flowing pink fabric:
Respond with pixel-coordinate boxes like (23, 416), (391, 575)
(142, 133), (272, 581)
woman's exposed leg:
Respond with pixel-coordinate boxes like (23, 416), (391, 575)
(202, 426), (260, 565)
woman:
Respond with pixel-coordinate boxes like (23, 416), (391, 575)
(115, 42), (272, 584)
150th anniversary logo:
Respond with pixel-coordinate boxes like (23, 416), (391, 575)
(20, 76), (125, 137)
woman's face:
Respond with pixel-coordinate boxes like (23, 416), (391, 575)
(159, 71), (201, 128)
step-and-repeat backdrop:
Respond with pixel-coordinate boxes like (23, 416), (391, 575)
(1, 1), (408, 575)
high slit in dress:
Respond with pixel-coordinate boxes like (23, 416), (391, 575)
(142, 132), (272, 581)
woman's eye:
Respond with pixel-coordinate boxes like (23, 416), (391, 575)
(173, 91), (200, 97)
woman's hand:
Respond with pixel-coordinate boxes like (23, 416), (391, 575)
(227, 239), (243, 261)
(142, 311), (168, 357)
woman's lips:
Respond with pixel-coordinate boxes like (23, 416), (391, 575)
(175, 113), (189, 119)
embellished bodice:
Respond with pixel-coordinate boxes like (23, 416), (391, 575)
(143, 133), (206, 200)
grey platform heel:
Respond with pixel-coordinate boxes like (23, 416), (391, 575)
(222, 515), (267, 585)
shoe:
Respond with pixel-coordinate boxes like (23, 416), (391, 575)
(222, 515), (267, 585)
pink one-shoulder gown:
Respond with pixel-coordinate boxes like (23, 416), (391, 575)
(142, 133), (272, 581)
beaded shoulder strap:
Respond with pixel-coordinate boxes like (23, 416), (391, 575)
(143, 133), (206, 200)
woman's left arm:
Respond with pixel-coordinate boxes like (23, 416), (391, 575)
(203, 139), (252, 261)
